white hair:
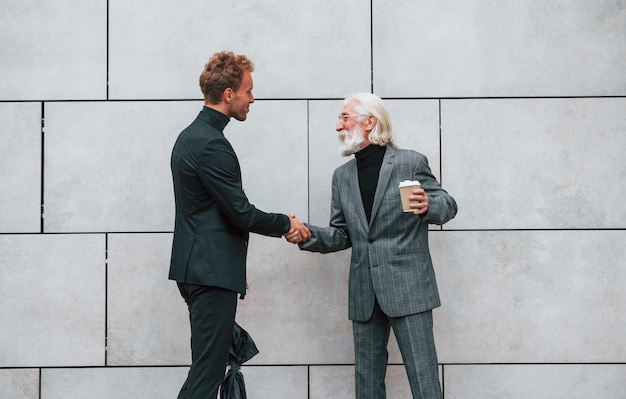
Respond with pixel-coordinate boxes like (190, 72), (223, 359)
(344, 93), (397, 148)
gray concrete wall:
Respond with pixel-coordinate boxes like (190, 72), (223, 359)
(1, 1), (625, 398)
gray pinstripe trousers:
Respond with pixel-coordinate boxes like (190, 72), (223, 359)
(353, 301), (442, 399)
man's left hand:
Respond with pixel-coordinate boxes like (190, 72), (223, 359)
(409, 188), (429, 215)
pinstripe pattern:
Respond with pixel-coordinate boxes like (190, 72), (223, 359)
(354, 304), (441, 399)
(301, 145), (457, 398)
(390, 310), (441, 398)
(353, 301), (391, 399)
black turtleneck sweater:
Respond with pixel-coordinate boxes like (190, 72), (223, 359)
(354, 144), (386, 223)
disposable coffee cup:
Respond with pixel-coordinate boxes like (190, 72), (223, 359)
(399, 180), (421, 212)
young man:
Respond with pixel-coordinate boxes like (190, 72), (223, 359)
(169, 51), (309, 398)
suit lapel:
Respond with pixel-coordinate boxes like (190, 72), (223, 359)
(370, 146), (395, 226)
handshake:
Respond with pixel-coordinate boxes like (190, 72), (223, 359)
(283, 214), (311, 244)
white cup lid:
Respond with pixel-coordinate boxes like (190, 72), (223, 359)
(399, 180), (420, 187)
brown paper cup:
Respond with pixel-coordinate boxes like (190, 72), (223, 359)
(399, 180), (421, 212)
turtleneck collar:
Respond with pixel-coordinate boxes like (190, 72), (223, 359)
(201, 105), (230, 132)
(354, 144), (386, 165)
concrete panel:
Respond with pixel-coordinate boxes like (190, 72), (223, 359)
(42, 366), (308, 399)
(0, 369), (39, 399)
(431, 230), (626, 363)
(108, 0), (371, 100)
(308, 100), (350, 226)
(0, 102), (41, 232)
(308, 99), (441, 226)
(441, 98), (626, 230)
(107, 233), (189, 366)
(235, 234), (354, 364)
(225, 100), (309, 221)
(0, 1), (106, 100)
(44, 101), (200, 232)
(444, 364), (626, 399)
(373, 1), (626, 97)
(239, 366), (308, 399)
(310, 365), (416, 399)
(0, 234), (105, 367)
(42, 367), (188, 399)
(385, 100), (441, 181)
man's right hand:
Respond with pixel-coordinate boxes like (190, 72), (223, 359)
(284, 214), (311, 243)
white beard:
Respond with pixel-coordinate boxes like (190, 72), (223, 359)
(338, 124), (365, 156)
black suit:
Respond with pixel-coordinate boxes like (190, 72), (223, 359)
(170, 106), (289, 398)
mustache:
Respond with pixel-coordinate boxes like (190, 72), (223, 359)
(338, 129), (351, 141)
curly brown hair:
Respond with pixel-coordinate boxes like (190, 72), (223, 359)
(199, 51), (255, 104)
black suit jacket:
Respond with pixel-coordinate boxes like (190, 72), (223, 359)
(169, 106), (289, 295)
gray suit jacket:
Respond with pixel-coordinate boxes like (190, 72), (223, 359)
(300, 146), (457, 321)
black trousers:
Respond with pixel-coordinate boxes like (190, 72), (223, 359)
(177, 283), (238, 399)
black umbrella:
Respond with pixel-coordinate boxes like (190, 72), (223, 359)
(220, 322), (259, 399)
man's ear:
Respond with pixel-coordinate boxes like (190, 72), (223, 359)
(223, 87), (234, 103)
(364, 115), (377, 131)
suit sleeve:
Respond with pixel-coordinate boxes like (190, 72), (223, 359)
(197, 138), (290, 236)
(299, 170), (352, 253)
(414, 154), (458, 225)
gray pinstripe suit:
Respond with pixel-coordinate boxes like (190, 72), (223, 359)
(300, 145), (457, 398)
